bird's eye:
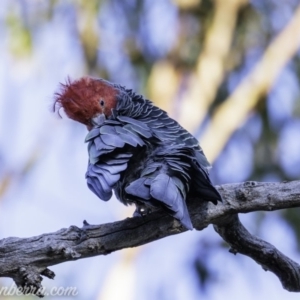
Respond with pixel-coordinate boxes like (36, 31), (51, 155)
(100, 99), (105, 106)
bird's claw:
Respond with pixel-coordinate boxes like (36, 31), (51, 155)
(133, 205), (152, 218)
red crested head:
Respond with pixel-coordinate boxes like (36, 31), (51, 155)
(53, 77), (118, 128)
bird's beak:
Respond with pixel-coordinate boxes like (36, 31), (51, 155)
(91, 113), (106, 126)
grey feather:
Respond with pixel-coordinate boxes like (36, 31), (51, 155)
(88, 143), (104, 164)
(140, 166), (158, 177)
(125, 178), (151, 200)
(100, 125), (118, 135)
(121, 127), (146, 146)
(94, 137), (114, 151)
(150, 174), (193, 230)
(115, 126), (130, 135)
(86, 176), (112, 201)
(144, 178), (153, 186)
(103, 120), (120, 125)
(172, 177), (186, 198)
(117, 115), (149, 130)
(102, 157), (129, 165)
(91, 166), (120, 186)
(101, 134), (125, 148)
(123, 124), (152, 138)
(108, 152), (133, 159)
(97, 163), (128, 175)
(119, 132), (143, 147)
(85, 128), (100, 142)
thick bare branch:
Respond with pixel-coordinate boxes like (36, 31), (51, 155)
(0, 180), (299, 296)
(214, 215), (300, 292)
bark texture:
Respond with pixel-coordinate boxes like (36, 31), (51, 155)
(0, 180), (300, 296)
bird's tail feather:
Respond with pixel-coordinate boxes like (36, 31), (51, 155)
(193, 167), (222, 204)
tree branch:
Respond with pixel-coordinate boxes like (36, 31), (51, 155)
(0, 180), (299, 296)
(214, 215), (300, 292)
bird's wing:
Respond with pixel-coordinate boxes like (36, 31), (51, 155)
(138, 102), (211, 169)
(85, 118), (153, 201)
(124, 147), (193, 230)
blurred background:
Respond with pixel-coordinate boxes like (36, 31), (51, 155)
(0, 0), (300, 299)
